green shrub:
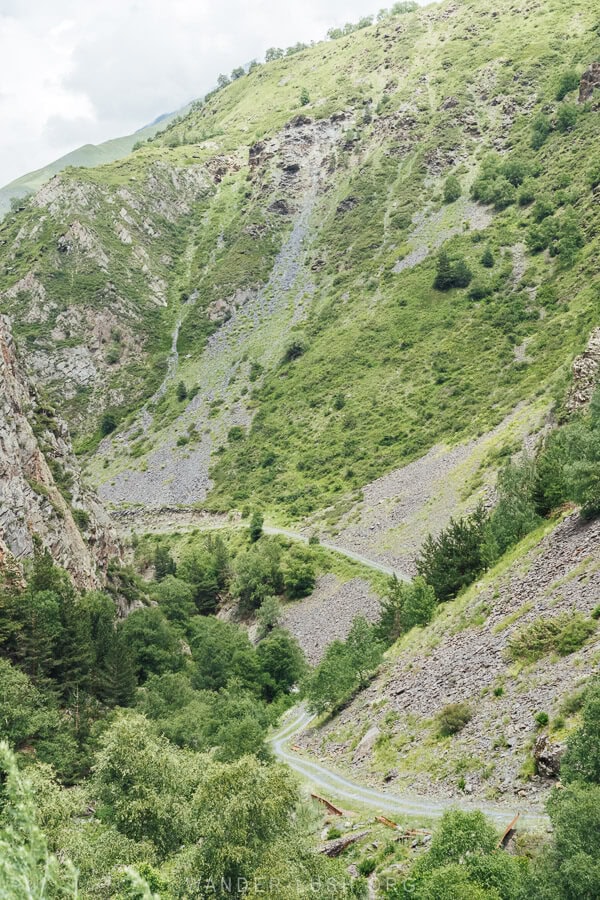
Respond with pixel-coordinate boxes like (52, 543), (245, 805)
(72, 508), (90, 531)
(556, 70), (580, 101)
(535, 711), (549, 728)
(508, 613), (596, 662)
(433, 250), (472, 291)
(443, 175), (462, 203)
(531, 112), (552, 148)
(480, 245), (494, 268)
(282, 334), (308, 362)
(249, 510), (264, 542)
(358, 858), (376, 876)
(100, 412), (117, 436)
(437, 702), (472, 736)
(587, 158), (600, 189)
(560, 679), (600, 784)
(283, 547), (316, 599)
(557, 103), (578, 133)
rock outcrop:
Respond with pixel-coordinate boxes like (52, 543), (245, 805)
(579, 62), (600, 103)
(0, 314), (121, 588)
(533, 733), (564, 778)
(567, 327), (600, 411)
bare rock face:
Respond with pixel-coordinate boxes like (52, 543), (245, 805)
(579, 63), (600, 103)
(533, 733), (564, 778)
(353, 726), (380, 763)
(0, 314), (121, 588)
(567, 327), (600, 411)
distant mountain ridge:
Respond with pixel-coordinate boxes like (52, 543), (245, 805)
(0, 107), (186, 219)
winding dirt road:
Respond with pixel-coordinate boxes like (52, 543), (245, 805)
(110, 507), (411, 581)
(113, 506), (546, 829)
(270, 707), (548, 831)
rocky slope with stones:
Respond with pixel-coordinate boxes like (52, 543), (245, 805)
(0, 314), (121, 588)
(297, 511), (600, 808)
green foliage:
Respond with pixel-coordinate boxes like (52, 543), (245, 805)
(100, 412), (117, 435)
(283, 545), (316, 599)
(587, 157), (600, 189)
(175, 380), (188, 401)
(560, 679), (600, 785)
(484, 458), (542, 562)
(257, 629), (307, 700)
(531, 112), (552, 149)
(231, 541), (283, 613)
(282, 333), (308, 362)
(299, 87), (310, 106)
(416, 506), (489, 602)
(507, 613), (596, 663)
(256, 595), (282, 637)
(377, 576), (437, 643)
(556, 70), (580, 101)
(93, 712), (205, 854)
(529, 783), (600, 899)
(556, 103), (578, 133)
(437, 702), (472, 737)
(177, 542), (222, 614)
(409, 810), (524, 899)
(471, 153), (531, 208)
(249, 510), (264, 542)
(173, 755), (299, 895)
(480, 246), (494, 268)
(0, 742), (79, 898)
(433, 249), (473, 291)
(443, 175), (462, 204)
(153, 544), (176, 581)
(119, 608), (183, 682)
(150, 575), (196, 627)
(304, 616), (383, 714)
(188, 616), (263, 694)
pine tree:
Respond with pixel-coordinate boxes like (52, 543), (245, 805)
(97, 634), (137, 707)
(481, 245), (494, 268)
(248, 511), (264, 543)
(154, 545), (176, 581)
(433, 250), (454, 290)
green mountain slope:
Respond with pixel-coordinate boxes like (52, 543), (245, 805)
(0, 110), (184, 219)
(0, 0), (598, 527)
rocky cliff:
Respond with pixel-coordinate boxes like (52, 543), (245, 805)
(0, 314), (121, 587)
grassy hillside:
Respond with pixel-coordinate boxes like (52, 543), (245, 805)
(0, 0), (598, 525)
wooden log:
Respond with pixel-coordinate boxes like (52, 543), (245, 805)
(311, 793), (344, 816)
(376, 815), (400, 830)
(498, 813), (520, 849)
(319, 831), (370, 857)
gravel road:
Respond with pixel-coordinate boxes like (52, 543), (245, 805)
(271, 707), (549, 831)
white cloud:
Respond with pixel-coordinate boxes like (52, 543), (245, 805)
(0, 0), (430, 185)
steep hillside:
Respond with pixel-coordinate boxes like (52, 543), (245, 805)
(0, 109), (184, 220)
(0, 314), (120, 587)
(0, 0), (597, 527)
(296, 510), (600, 809)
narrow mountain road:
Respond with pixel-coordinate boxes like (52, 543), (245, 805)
(262, 525), (410, 582)
(110, 507), (411, 581)
(271, 707), (549, 831)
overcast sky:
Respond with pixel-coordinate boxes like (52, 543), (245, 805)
(0, 0), (430, 186)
